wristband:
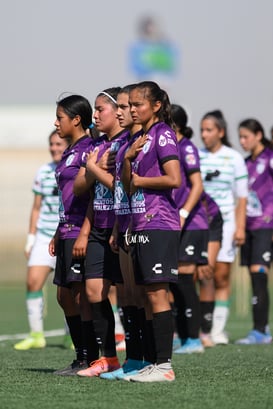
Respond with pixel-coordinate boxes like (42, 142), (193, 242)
(179, 208), (189, 219)
(25, 233), (36, 253)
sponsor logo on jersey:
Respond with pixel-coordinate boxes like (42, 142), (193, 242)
(159, 135), (167, 147)
(185, 145), (194, 153)
(185, 154), (196, 165)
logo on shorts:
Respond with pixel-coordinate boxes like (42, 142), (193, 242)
(152, 263), (163, 274)
(71, 263), (81, 274)
(185, 308), (192, 318)
(262, 251), (271, 263)
(185, 245), (195, 255)
(124, 229), (150, 246)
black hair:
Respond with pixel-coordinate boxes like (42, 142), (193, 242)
(56, 94), (93, 131)
(201, 110), (231, 147)
(133, 81), (173, 127)
(118, 84), (138, 95)
(171, 104), (193, 139)
(239, 118), (272, 149)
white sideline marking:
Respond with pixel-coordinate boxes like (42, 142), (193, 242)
(0, 328), (65, 342)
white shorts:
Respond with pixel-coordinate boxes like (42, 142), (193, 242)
(28, 231), (56, 269)
(216, 212), (236, 263)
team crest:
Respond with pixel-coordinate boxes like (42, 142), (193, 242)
(143, 141), (151, 153)
(66, 154), (75, 166)
(159, 135), (167, 147)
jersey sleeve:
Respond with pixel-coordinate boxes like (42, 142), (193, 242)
(156, 127), (179, 164)
(234, 151), (248, 198)
(32, 164), (47, 195)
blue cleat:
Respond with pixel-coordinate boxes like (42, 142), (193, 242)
(174, 337), (204, 354)
(100, 359), (147, 380)
(235, 329), (272, 345)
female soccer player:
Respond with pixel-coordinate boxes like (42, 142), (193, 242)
(199, 110), (248, 345)
(121, 81), (181, 382)
(75, 88), (129, 378)
(169, 104), (210, 354)
(236, 118), (273, 344)
(14, 131), (70, 351)
(100, 85), (153, 380)
(49, 94), (99, 375)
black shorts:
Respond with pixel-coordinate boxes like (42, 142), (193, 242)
(130, 230), (179, 285)
(179, 229), (209, 265)
(118, 231), (129, 253)
(53, 239), (85, 288)
(85, 226), (123, 283)
(240, 229), (273, 267)
(209, 211), (223, 243)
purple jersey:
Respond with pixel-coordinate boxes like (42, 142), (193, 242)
(200, 191), (220, 226)
(55, 136), (93, 239)
(245, 147), (273, 229)
(175, 138), (208, 231)
(114, 131), (142, 233)
(130, 122), (180, 231)
(92, 130), (129, 229)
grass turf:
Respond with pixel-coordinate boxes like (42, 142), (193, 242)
(0, 282), (273, 409)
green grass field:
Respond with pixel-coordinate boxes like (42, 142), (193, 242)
(1, 278), (273, 409)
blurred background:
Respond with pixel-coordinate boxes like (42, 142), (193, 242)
(0, 0), (273, 282)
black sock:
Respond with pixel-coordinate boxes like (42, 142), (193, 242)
(177, 274), (201, 339)
(170, 282), (187, 340)
(251, 273), (269, 333)
(81, 320), (99, 364)
(138, 308), (156, 364)
(65, 315), (83, 361)
(122, 305), (142, 361)
(152, 310), (174, 365)
(200, 301), (215, 334)
(92, 298), (116, 357)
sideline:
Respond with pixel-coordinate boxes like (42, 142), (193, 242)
(0, 328), (65, 342)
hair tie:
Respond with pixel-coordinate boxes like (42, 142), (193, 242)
(88, 123), (94, 129)
(99, 91), (117, 105)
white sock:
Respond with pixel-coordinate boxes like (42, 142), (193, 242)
(26, 293), (44, 333)
(211, 305), (229, 336)
(114, 310), (124, 335)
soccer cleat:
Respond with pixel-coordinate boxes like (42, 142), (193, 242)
(235, 329), (272, 345)
(77, 356), (120, 377)
(129, 363), (175, 383)
(118, 360), (152, 381)
(200, 332), (215, 348)
(14, 332), (46, 350)
(100, 359), (145, 380)
(174, 338), (204, 354)
(211, 331), (229, 345)
(62, 334), (74, 350)
(54, 359), (88, 376)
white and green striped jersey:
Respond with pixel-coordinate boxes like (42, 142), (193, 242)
(199, 145), (248, 219)
(32, 162), (59, 237)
